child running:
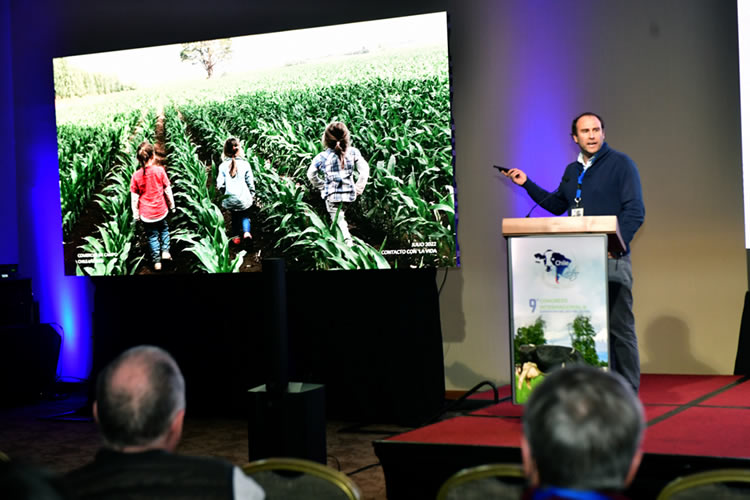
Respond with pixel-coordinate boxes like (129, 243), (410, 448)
(306, 121), (369, 246)
(217, 137), (256, 245)
(130, 141), (175, 271)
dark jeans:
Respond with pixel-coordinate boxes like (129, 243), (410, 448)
(231, 207), (252, 238)
(608, 255), (640, 393)
(143, 218), (170, 263)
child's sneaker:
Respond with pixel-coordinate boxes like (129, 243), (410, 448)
(161, 251), (172, 260)
(243, 232), (252, 240)
(154, 262), (162, 271)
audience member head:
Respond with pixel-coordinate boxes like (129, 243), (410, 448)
(521, 365), (645, 491)
(94, 345), (186, 453)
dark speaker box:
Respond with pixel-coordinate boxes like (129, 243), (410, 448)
(248, 383), (326, 463)
(0, 324), (61, 404)
(0, 278), (37, 326)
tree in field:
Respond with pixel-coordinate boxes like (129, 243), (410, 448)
(180, 39), (233, 79)
(569, 315), (604, 366)
(514, 317), (546, 364)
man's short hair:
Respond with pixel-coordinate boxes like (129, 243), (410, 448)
(522, 365), (644, 490)
(95, 345), (186, 449)
(571, 112), (605, 136)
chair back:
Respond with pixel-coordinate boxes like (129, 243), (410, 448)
(437, 463), (526, 500)
(241, 457), (361, 500)
(656, 468), (750, 500)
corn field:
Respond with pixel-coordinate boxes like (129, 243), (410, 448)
(56, 44), (457, 275)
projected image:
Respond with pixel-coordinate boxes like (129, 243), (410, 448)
(54, 12), (457, 276)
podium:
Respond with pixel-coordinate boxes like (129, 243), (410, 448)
(502, 216), (625, 403)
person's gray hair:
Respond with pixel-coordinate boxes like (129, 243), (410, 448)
(95, 345), (186, 449)
(522, 365), (644, 490)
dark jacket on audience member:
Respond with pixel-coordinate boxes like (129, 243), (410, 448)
(64, 448), (234, 500)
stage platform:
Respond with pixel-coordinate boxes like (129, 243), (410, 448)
(373, 374), (750, 499)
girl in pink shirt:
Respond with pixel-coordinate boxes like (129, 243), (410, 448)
(130, 141), (175, 271)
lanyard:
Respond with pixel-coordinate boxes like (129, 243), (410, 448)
(574, 168), (587, 207)
(532, 486), (612, 500)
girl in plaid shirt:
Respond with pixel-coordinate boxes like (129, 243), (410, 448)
(306, 122), (369, 246)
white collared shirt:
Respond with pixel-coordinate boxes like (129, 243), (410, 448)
(576, 152), (596, 170)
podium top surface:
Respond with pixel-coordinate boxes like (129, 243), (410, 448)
(502, 215), (626, 254)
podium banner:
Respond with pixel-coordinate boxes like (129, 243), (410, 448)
(508, 234), (609, 404)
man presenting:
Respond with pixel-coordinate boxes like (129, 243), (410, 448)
(504, 112), (645, 393)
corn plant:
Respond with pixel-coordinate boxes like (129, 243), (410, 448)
(163, 105), (244, 273)
(61, 44), (457, 272)
(249, 154), (389, 270)
(58, 112), (138, 238)
(177, 67), (456, 267)
(77, 113), (157, 276)
(76, 221), (143, 276)
(173, 225), (245, 274)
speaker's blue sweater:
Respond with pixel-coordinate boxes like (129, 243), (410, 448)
(522, 142), (645, 253)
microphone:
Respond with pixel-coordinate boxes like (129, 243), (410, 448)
(525, 177), (570, 218)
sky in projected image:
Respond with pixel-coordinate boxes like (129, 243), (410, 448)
(63, 14), (447, 89)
